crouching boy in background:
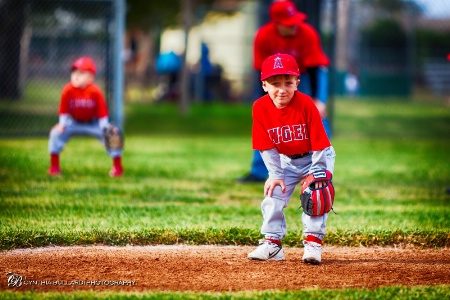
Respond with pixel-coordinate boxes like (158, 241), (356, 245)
(48, 56), (124, 177)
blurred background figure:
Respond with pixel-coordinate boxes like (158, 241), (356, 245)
(48, 57), (124, 177)
(197, 42), (214, 102)
(192, 42), (230, 103)
(345, 70), (359, 97)
(124, 28), (153, 102)
(155, 51), (182, 102)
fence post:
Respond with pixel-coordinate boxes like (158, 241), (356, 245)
(113, 0), (125, 129)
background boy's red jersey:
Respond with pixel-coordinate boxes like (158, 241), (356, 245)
(58, 83), (109, 122)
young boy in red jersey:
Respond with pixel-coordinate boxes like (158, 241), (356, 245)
(238, 1), (331, 183)
(48, 56), (124, 177)
(247, 53), (336, 265)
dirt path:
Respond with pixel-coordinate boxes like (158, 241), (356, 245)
(1, 245), (449, 292)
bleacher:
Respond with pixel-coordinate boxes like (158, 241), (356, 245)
(423, 58), (450, 97)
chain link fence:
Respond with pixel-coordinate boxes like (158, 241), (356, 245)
(328, 0), (450, 98)
(1, 0), (449, 137)
(0, 0), (123, 136)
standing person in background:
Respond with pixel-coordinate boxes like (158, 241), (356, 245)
(238, 0), (331, 183)
(48, 56), (124, 177)
(155, 51), (182, 102)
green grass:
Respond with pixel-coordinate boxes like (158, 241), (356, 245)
(1, 286), (450, 299)
(1, 99), (450, 250)
(1, 98), (450, 298)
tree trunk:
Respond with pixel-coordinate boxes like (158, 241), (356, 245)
(179, 0), (193, 115)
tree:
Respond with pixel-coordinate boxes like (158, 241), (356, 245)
(125, 0), (241, 114)
(0, 0), (241, 104)
(0, 0), (27, 100)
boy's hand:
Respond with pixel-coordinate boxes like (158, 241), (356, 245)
(314, 181), (325, 189)
(264, 178), (286, 197)
(51, 124), (65, 133)
(300, 170), (335, 216)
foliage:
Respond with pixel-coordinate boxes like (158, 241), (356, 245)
(126, 0), (182, 29)
(363, 0), (423, 15)
(360, 18), (408, 48)
(1, 228), (448, 250)
(415, 28), (450, 58)
(125, 0), (237, 29)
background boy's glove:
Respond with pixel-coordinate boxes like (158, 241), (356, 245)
(103, 124), (124, 150)
(300, 170), (334, 216)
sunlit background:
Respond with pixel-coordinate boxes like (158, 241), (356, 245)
(0, 0), (449, 135)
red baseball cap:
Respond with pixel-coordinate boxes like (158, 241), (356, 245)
(71, 56), (96, 75)
(260, 53), (300, 80)
(269, 1), (306, 27)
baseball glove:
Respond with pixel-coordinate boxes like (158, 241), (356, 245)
(103, 124), (124, 150)
(300, 170), (335, 216)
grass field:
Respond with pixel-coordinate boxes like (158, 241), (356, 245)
(1, 97), (450, 298)
(1, 286), (450, 300)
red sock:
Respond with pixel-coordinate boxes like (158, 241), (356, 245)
(50, 153), (60, 169)
(113, 156), (123, 170)
(305, 235), (323, 245)
(266, 238), (281, 246)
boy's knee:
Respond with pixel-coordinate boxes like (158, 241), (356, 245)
(49, 128), (59, 138)
(107, 149), (123, 158)
(262, 190), (288, 209)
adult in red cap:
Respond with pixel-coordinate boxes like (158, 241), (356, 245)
(255, 0), (329, 74)
(238, 0), (331, 183)
(247, 53), (336, 265)
(269, 0), (306, 27)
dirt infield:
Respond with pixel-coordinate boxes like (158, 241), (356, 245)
(1, 245), (449, 292)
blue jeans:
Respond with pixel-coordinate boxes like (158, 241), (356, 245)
(250, 67), (331, 179)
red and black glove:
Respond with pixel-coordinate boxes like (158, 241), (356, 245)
(300, 170), (335, 216)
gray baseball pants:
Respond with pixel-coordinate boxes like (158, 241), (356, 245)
(260, 146), (336, 241)
(48, 119), (122, 158)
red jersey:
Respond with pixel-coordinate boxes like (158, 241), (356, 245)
(253, 22), (329, 72)
(252, 91), (330, 155)
(58, 83), (109, 122)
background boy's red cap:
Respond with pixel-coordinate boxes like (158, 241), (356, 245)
(269, 1), (306, 27)
(260, 53), (300, 80)
(71, 57), (96, 75)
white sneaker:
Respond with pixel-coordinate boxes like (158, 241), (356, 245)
(248, 239), (285, 261)
(302, 241), (322, 265)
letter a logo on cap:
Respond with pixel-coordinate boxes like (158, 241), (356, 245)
(260, 53), (299, 80)
(273, 57), (283, 69)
